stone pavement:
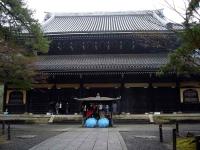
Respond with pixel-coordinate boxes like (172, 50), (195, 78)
(29, 128), (127, 150)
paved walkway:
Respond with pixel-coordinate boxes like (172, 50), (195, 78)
(29, 128), (127, 150)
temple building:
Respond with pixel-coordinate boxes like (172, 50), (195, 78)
(3, 10), (200, 114)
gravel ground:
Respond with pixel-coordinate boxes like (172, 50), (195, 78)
(0, 124), (80, 150)
(0, 123), (199, 150)
(118, 124), (171, 150)
(120, 131), (171, 150)
(119, 124), (200, 150)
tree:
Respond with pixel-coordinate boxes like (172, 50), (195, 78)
(0, 0), (49, 88)
(162, 0), (200, 75)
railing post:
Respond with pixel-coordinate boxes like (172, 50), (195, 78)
(195, 136), (200, 150)
(159, 124), (163, 142)
(2, 121), (5, 135)
(176, 121), (179, 135)
(173, 129), (176, 150)
(7, 122), (11, 140)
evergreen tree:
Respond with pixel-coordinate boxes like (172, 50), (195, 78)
(0, 0), (49, 88)
(162, 0), (200, 75)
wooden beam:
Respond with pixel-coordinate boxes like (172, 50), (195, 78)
(32, 84), (80, 89)
(83, 83), (121, 88)
(124, 83), (149, 88)
(180, 82), (200, 87)
(152, 83), (176, 88)
(56, 84), (80, 89)
(32, 84), (54, 89)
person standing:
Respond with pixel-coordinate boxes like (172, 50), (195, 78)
(55, 102), (59, 115)
(59, 102), (62, 114)
(112, 103), (117, 114)
(66, 102), (69, 114)
(98, 103), (103, 117)
(83, 105), (87, 116)
(105, 105), (109, 114)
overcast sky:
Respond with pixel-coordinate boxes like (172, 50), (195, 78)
(26, 0), (186, 23)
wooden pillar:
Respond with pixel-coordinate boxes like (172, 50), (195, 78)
(3, 83), (7, 112)
(116, 84), (121, 114)
(149, 74), (154, 112)
(120, 74), (125, 113)
(176, 75), (181, 112)
(26, 90), (30, 113)
(79, 74), (83, 98)
(23, 90), (28, 113)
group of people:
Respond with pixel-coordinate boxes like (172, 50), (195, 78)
(82, 103), (116, 119)
(54, 101), (69, 115)
(50, 101), (117, 115)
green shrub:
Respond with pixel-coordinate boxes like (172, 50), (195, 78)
(177, 137), (195, 150)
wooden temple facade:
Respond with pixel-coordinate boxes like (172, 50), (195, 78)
(3, 10), (200, 114)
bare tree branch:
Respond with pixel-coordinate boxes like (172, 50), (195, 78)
(163, 0), (186, 20)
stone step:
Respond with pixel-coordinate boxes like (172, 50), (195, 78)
(48, 115), (55, 123)
(113, 119), (150, 124)
(51, 114), (150, 124)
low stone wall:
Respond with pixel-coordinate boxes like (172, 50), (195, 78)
(0, 114), (51, 124)
(1, 113), (200, 124)
(52, 115), (82, 123)
(113, 114), (150, 123)
(153, 113), (200, 124)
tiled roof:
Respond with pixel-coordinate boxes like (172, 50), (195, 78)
(35, 54), (168, 72)
(42, 10), (170, 34)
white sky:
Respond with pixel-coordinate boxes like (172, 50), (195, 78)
(26, 0), (187, 23)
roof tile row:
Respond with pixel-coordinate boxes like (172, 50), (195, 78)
(35, 54), (168, 72)
(42, 10), (169, 34)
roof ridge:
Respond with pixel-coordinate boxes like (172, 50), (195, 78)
(42, 9), (170, 33)
(39, 53), (167, 58)
(46, 9), (163, 17)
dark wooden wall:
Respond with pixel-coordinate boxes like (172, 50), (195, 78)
(25, 86), (180, 114)
(5, 73), (200, 114)
(45, 33), (178, 55)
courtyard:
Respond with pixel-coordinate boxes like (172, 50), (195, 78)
(0, 123), (200, 150)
